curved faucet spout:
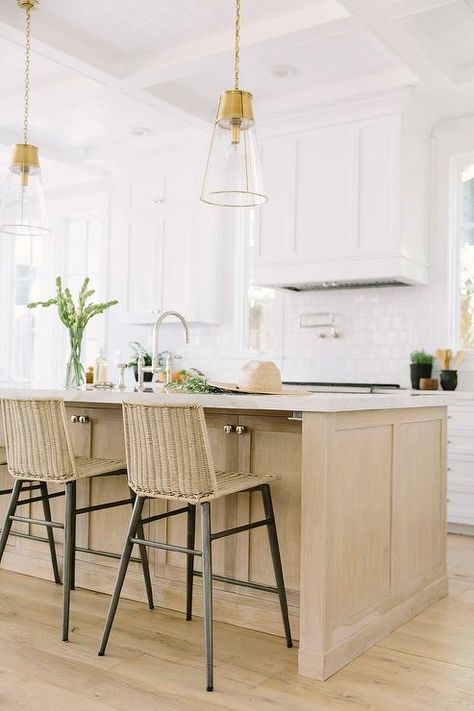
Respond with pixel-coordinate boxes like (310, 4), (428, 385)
(151, 310), (190, 372)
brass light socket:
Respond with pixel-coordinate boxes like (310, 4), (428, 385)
(17, 0), (39, 10)
(216, 90), (254, 129)
(11, 143), (40, 171)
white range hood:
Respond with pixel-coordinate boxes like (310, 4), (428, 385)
(252, 99), (430, 292)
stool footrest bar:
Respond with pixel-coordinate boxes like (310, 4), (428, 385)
(0, 531), (140, 564)
(16, 491), (65, 506)
(76, 498), (132, 515)
(130, 536), (202, 557)
(193, 570), (279, 594)
(211, 518), (271, 541)
(8, 515), (64, 529)
(141, 507), (188, 525)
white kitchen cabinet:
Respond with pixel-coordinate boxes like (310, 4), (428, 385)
(117, 147), (220, 325)
(447, 399), (474, 530)
(254, 112), (427, 289)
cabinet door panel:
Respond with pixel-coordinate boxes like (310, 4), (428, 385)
(160, 207), (191, 315)
(125, 215), (162, 319)
(258, 137), (295, 263)
(391, 420), (443, 592)
(295, 126), (358, 256)
(328, 424), (391, 627)
(358, 120), (398, 253)
(237, 415), (302, 593)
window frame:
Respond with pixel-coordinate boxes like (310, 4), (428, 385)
(449, 152), (474, 354)
(234, 208), (284, 360)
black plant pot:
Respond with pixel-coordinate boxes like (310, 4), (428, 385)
(133, 365), (154, 383)
(440, 369), (458, 391)
(410, 363), (433, 390)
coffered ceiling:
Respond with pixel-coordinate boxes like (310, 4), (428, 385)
(0, 0), (473, 187)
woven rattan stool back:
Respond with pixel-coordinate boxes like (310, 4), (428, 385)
(123, 402), (218, 501)
(1, 397), (77, 481)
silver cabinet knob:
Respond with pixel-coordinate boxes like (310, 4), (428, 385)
(70, 414), (90, 424)
(223, 425), (235, 434)
(235, 425), (248, 435)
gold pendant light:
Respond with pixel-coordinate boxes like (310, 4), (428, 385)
(200, 0), (267, 208)
(0, 0), (49, 236)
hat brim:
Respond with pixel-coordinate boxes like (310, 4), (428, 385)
(208, 381), (309, 396)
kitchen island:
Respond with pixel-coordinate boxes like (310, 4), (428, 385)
(0, 387), (448, 680)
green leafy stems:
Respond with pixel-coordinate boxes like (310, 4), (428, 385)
(410, 349), (434, 365)
(28, 276), (118, 388)
(165, 368), (228, 394)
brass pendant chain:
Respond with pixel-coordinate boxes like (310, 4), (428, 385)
(23, 5), (31, 145)
(234, 0), (240, 90)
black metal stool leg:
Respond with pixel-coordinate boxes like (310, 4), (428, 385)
(40, 482), (61, 584)
(70, 482), (76, 591)
(62, 482), (75, 642)
(99, 496), (146, 656)
(261, 484), (292, 648)
(201, 501), (214, 692)
(129, 488), (154, 610)
(186, 502), (196, 621)
(0, 480), (22, 561)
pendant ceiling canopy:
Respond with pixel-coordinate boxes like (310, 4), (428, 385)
(201, 0), (267, 208)
(0, 0), (50, 237)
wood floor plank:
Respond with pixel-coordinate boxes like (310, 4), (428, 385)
(0, 534), (473, 709)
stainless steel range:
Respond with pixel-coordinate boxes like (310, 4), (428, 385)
(283, 382), (403, 394)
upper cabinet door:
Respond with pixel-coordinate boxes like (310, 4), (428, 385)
(358, 117), (399, 255)
(295, 125), (359, 257)
(123, 213), (163, 324)
(257, 137), (296, 264)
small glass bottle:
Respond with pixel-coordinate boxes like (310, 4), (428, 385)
(94, 349), (108, 385)
(85, 366), (94, 385)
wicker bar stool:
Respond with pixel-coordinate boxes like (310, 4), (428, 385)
(98, 402), (292, 692)
(0, 397), (154, 641)
(0, 442), (62, 581)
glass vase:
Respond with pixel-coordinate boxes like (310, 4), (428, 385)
(65, 328), (85, 389)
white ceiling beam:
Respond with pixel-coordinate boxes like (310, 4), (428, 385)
(339, 0), (454, 89)
(0, 129), (107, 177)
(384, 0), (458, 19)
(0, 18), (209, 132)
(259, 66), (419, 118)
(122, 2), (354, 90)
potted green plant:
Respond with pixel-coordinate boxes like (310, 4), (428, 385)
(28, 276), (117, 389)
(410, 350), (434, 390)
(127, 342), (167, 383)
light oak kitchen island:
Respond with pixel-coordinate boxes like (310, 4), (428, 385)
(0, 387), (448, 681)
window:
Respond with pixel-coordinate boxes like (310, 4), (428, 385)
(10, 235), (43, 383)
(453, 159), (474, 349)
(0, 195), (105, 386)
(63, 214), (103, 366)
(238, 210), (280, 354)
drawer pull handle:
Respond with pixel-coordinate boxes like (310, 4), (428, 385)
(235, 425), (248, 435)
(223, 425), (235, 434)
(70, 415), (90, 424)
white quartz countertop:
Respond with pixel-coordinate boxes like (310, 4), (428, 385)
(0, 386), (452, 413)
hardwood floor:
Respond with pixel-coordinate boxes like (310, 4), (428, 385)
(0, 534), (472, 710)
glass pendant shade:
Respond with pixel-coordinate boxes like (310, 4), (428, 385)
(201, 90), (267, 207)
(0, 144), (49, 236)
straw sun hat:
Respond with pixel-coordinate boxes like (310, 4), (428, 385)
(209, 360), (308, 396)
